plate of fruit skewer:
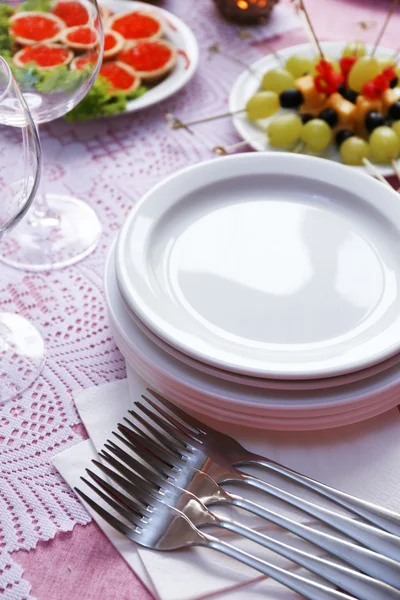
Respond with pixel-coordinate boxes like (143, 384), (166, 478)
(0, 0), (199, 120)
(229, 40), (400, 173)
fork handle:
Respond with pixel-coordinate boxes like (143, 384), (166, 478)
(228, 494), (400, 590)
(205, 535), (355, 600)
(231, 472), (400, 563)
(236, 456), (400, 537)
(216, 518), (400, 600)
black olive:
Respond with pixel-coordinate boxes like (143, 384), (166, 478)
(279, 89), (304, 108)
(335, 129), (355, 147)
(344, 89), (358, 104)
(388, 101), (400, 120)
(337, 84), (358, 104)
(300, 113), (313, 124)
(390, 77), (399, 88)
(318, 108), (338, 128)
(365, 111), (385, 133)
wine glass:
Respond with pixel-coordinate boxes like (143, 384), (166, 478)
(0, 0), (104, 270)
(0, 56), (45, 402)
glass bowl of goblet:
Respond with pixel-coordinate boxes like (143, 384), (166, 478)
(0, 56), (45, 402)
(0, 0), (104, 270)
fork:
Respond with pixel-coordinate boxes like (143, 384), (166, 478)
(129, 395), (400, 565)
(77, 467), (372, 600)
(88, 438), (400, 600)
(101, 427), (400, 591)
(143, 389), (400, 538)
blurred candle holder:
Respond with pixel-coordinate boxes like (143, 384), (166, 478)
(214, 0), (279, 23)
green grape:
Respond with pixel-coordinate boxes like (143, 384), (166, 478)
(377, 56), (395, 71)
(246, 91), (280, 120)
(285, 54), (313, 78)
(261, 68), (295, 94)
(348, 56), (380, 92)
(341, 41), (366, 58)
(340, 137), (370, 165)
(267, 113), (303, 147)
(392, 120), (400, 140)
(312, 54), (341, 74)
(370, 126), (400, 163)
(300, 119), (331, 152)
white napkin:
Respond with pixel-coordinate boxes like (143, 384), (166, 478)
(54, 367), (400, 600)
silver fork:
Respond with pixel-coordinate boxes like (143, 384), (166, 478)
(89, 437), (400, 600)
(102, 426), (400, 591)
(145, 390), (400, 538)
(77, 466), (365, 600)
(129, 395), (400, 565)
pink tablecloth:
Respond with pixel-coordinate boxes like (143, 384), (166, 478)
(4, 0), (400, 598)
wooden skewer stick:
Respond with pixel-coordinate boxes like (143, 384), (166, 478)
(213, 135), (265, 155)
(362, 158), (393, 188)
(298, 0), (325, 59)
(371, 0), (399, 57)
(208, 44), (268, 74)
(263, 44), (285, 67)
(391, 158), (400, 186)
(164, 113), (194, 135)
(208, 44), (257, 72)
(166, 109), (246, 130)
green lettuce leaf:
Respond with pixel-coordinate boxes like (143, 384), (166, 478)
(65, 79), (148, 122)
(19, 0), (52, 12)
(0, 5), (14, 53)
(35, 64), (88, 93)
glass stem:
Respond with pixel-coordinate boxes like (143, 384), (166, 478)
(29, 125), (58, 224)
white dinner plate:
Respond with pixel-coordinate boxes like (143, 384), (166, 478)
(116, 153), (400, 380)
(229, 42), (399, 176)
(106, 242), (400, 425)
(107, 267), (400, 430)
(119, 279), (400, 392)
(101, 0), (199, 113)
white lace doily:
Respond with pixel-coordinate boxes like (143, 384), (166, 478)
(0, 2), (300, 597)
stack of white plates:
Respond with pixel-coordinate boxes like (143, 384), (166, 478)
(106, 153), (400, 430)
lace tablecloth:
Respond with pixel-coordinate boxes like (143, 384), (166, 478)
(2, 0), (400, 598)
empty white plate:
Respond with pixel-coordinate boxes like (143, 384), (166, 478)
(106, 243), (400, 420)
(106, 247), (400, 430)
(116, 153), (400, 380)
(118, 279), (400, 392)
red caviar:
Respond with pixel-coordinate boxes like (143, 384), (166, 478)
(119, 41), (172, 72)
(17, 45), (70, 67)
(111, 13), (160, 40)
(52, 1), (89, 26)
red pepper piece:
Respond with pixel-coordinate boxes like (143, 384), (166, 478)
(339, 56), (358, 83)
(314, 59), (344, 94)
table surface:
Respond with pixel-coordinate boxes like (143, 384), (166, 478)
(3, 0), (400, 599)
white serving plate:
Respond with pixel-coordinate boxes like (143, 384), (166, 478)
(106, 242), (400, 426)
(102, 0), (199, 113)
(116, 153), (400, 380)
(229, 41), (399, 176)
